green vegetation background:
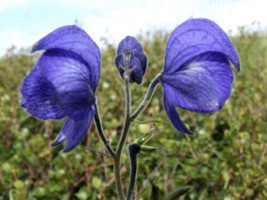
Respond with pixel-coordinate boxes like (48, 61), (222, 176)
(0, 30), (266, 200)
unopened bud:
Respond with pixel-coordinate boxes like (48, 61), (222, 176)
(114, 36), (147, 84)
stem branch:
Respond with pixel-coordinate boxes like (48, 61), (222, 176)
(94, 102), (116, 157)
(130, 73), (162, 121)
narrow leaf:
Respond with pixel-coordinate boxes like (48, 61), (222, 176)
(162, 186), (193, 200)
(135, 124), (155, 145)
(141, 145), (161, 152)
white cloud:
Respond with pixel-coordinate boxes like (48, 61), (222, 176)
(0, 0), (26, 12)
(0, 30), (24, 56)
(215, 0), (267, 34)
(0, 29), (51, 56)
(28, 29), (52, 45)
(82, 0), (198, 46)
(0, 0), (266, 56)
(81, 0), (267, 47)
(0, 30), (24, 48)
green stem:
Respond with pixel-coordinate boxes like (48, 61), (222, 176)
(113, 72), (162, 200)
(116, 79), (131, 156)
(130, 73), (162, 121)
(114, 157), (126, 200)
(114, 78), (131, 200)
(94, 101), (116, 157)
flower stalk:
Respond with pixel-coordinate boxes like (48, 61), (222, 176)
(94, 101), (115, 157)
(113, 77), (131, 200)
(112, 72), (161, 199)
(130, 73), (162, 121)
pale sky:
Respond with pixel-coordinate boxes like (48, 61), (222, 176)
(0, 0), (266, 56)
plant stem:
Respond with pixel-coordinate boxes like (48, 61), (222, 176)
(114, 77), (131, 200)
(117, 79), (131, 157)
(114, 156), (126, 200)
(126, 143), (141, 200)
(130, 72), (162, 121)
(94, 101), (115, 157)
(113, 72), (162, 200)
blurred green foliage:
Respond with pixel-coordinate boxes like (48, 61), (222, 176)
(0, 29), (266, 200)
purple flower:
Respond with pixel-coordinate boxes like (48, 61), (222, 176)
(20, 25), (101, 152)
(161, 18), (240, 134)
(115, 36), (147, 84)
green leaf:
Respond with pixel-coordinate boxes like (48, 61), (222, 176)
(136, 124), (155, 145)
(162, 186), (193, 200)
(14, 180), (24, 190)
(92, 177), (102, 189)
(141, 145), (161, 152)
(76, 187), (89, 200)
(76, 191), (89, 200)
(2, 162), (11, 172)
(134, 119), (162, 124)
(34, 187), (45, 197)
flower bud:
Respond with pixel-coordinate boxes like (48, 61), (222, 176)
(114, 36), (147, 84)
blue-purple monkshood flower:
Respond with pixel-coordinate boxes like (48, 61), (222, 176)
(161, 18), (241, 134)
(114, 36), (147, 84)
(20, 25), (101, 152)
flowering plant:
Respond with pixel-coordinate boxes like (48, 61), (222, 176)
(21, 18), (240, 199)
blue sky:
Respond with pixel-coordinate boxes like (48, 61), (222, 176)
(0, 0), (266, 55)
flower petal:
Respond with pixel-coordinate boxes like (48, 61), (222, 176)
(164, 18), (240, 74)
(130, 57), (143, 84)
(163, 90), (192, 134)
(37, 48), (95, 120)
(114, 54), (124, 74)
(134, 51), (147, 73)
(20, 66), (65, 119)
(52, 105), (95, 152)
(116, 36), (144, 55)
(32, 25), (100, 91)
(162, 52), (233, 113)
(51, 130), (66, 146)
